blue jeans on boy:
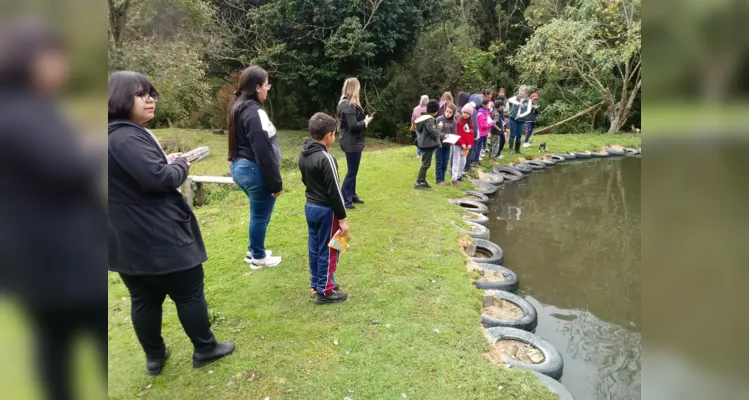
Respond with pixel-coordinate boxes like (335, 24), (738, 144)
(434, 144), (451, 183)
(230, 158), (277, 259)
(524, 121), (536, 143)
(509, 118), (526, 143)
(341, 151), (362, 206)
(305, 204), (339, 295)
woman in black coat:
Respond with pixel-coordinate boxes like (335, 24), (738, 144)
(337, 77), (374, 209)
(108, 71), (234, 375)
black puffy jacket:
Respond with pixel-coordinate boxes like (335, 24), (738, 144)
(337, 97), (367, 153)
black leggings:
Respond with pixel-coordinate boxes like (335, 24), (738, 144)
(119, 265), (217, 360)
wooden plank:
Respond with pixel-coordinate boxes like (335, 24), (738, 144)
(189, 175), (235, 184)
(184, 177), (194, 209)
(197, 182), (205, 207)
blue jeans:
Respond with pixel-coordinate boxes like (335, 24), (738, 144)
(524, 121), (536, 143)
(509, 119), (525, 142)
(305, 204), (339, 294)
(434, 145), (451, 183)
(230, 158), (277, 259)
(341, 151), (362, 206)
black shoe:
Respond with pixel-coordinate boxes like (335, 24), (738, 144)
(193, 341), (235, 368)
(345, 204), (355, 209)
(352, 199), (364, 204)
(147, 348), (170, 376)
(311, 284), (340, 297)
(414, 182), (429, 190)
(315, 291), (349, 304)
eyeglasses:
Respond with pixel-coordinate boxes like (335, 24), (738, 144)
(134, 90), (159, 102)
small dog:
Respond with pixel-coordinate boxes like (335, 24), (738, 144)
(538, 142), (547, 152)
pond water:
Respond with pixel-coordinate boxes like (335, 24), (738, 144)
(487, 156), (641, 400)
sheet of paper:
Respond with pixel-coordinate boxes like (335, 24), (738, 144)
(442, 134), (460, 144)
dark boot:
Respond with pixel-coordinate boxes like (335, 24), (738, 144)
(508, 139), (515, 154)
(193, 341), (236, 368)
(514, 138), (522, 154)
(315, 291), (349, 304)
(147, 348), (170, 376)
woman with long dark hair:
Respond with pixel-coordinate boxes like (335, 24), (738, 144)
(108, 71), (234, 375)
(337, 77), (373, 209)
(228, 66), (283, 268)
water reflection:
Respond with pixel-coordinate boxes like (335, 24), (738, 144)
(488, 157), (641, 400)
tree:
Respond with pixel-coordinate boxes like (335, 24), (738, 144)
(511, 0), (641, 133)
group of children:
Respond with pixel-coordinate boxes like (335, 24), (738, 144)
(412, 87), (540, 188)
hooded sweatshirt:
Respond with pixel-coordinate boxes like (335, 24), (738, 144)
(457, 92), (470, 108)
(436, 113), (457, 147)
(414, 113), (441, 149)
(456, 117), (475, 148)
(468, 94), (484, 139)
(298, 139), (347, 220)
(233, 99), (283, 193)
(477, 107), (493, 137)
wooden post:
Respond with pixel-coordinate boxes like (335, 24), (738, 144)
(184, 177), (194, 209)
(197, 182), (205, 207)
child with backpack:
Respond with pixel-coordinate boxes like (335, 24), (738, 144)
(413, 100), (442, 190)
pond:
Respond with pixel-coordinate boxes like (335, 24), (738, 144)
(487, 156), (641, 400)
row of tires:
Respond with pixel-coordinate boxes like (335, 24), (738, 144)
(449, 175), (575, 399)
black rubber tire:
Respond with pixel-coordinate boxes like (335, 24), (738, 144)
(526, 370), (575, 400)
(551, 154), (566, 162)
(462, 191), (489, 205)
(477, 172), (504, 185)
(624, 147), (639, 155)
(560, 153), (577, 160)
(481, 290), (538, 331)
(471, 181), (498, 196)
(604, 147), (625, 156)
(591, 151), (609, 158)
(513, 164), (533, 174)
(494, 166), (525, 179)
(471, 239), (504, 265)
(486, 327), (565, 380)
(462, 210), (489, 226)
(499, 172), (521, 182)
(538, 158), (556, 166)
(455, 220), (490, 239)
(525, 160), (546, 170)
(449, 199), (489, 214)
(573, 151), (592, 159)
(473, 264), (519, 293)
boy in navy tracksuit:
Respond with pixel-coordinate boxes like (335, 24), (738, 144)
(299, 113), (350, 304)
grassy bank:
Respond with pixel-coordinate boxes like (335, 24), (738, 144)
(107, 129), (640, 399)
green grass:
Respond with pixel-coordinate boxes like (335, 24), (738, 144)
(106, 129), (640, 399)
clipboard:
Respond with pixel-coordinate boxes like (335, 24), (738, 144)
(442, 134), (460, 145)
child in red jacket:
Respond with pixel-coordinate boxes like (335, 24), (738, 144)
(451, 103), (475, 186)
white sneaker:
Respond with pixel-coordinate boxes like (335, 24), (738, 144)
(250, 255), (282, 270)
(523, 142), (530, 148)
(244, 250), (272, 263)
(499, 155), (505, 159)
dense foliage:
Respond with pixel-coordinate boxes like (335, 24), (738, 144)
(108, 0), (641, 136)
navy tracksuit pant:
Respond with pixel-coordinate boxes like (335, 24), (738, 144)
(305, 204), (340, 295)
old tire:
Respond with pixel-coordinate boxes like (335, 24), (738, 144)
(481, 290), (538, 331)
(478, 172), (504, 185)
(456, 221), (490, 240)
(486, 327), (564, 380)
(538, 158), (556, 166)
(551, 154), (566, 162)
(624, 147), (639, 155)
(473, 264), (518, 293)
(462, 211), (489, 227)
(573, 151), (592, 159)
(449, 199), (489, 214)
(472, 181), (498, 196)
(513, 164), (533, 174)
(463, 191), (489, 205)
(560, 153), (576, 160)
(604, 147), (625, 156)
(471, 239), (504, 265)
(525, 161), (546, 170)
(500, 172), (522, 182)
(526, 370), (575, 400)
(591, 151), (609, 158)
(494, 166), (525, 179)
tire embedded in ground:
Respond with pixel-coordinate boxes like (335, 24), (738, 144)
(471, 180), (499, 196)
(499, 172), (522, 182)
(526, 370), (575, 400)
(470, 239), (504, 265)
(573, 151), (592, 159)
(537, 158), (556, 166)
(462, 191), (489, 205)
(525, 160), (546, 170)
(455, 220), (490, 239)
(481, 290), (538, 331)
(551, 154), (566, 162)
(604, 147), (625, 156)
(486, 327), (564, 380)
(462, 210), (489, 226)
(449, 199), (489, 214)
(560, 153), (577, 160)
(477, 172), (504, 185)
(512, 164), (533, 174)
(591, 151), (609, 157)
(624, 147), (640, 155)
(493, 166), (525, 179)
(472, 264), (519, 293)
